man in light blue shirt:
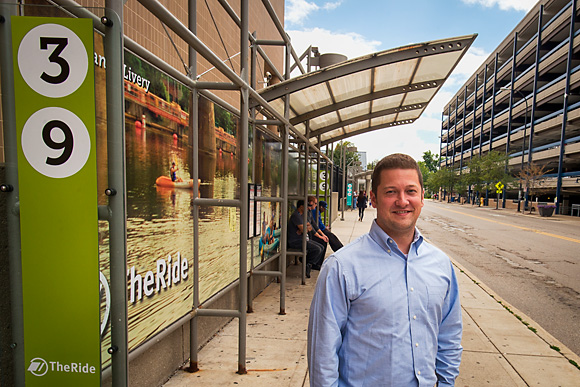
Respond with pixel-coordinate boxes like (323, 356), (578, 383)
(308, 153), (462, 386)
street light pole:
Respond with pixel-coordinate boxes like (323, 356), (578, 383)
(501, 87), (529, 212)
(517, 90), (529, 212)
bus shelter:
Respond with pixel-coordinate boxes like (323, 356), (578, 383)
(0, 0), (474, 385)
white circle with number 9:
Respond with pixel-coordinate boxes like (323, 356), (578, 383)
(18, 23), (88, 98)
(21, 107), (91, 178)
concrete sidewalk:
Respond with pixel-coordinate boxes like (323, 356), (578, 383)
(164, 206), (580, 386)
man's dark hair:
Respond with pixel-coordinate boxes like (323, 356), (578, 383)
(297, 200), (304, 208)
(371, 153), (423, 195)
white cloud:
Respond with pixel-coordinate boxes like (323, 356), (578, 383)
(287, 27), (381, 63)
(285, 0), (343, 26)
(452, 46), (489, 78)
(443, 46), (489, 89)
(461, 0), (536, 12)
(322, 1), (342, 11)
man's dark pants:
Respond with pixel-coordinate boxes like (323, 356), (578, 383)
(288, 239), (324, 268)
(322, 229), (343, 252)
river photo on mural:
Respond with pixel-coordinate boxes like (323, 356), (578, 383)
(93, 33), (282, 367)
(94, 29), (286, 367)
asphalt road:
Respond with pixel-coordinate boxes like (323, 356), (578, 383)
(417, 200), (580, 356)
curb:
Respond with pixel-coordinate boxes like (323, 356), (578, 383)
(450, 258), (580, 369)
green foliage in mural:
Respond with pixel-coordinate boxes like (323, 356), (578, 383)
(215, 104), (236, 135)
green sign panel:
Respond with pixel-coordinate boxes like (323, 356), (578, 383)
(346, 182), (353, 206)
(12, 16), (100, 385)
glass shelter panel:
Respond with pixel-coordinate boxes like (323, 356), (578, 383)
(413, 50), (463, 83)
(374, 59), (418, 91)
(311, 111), (340, 130)
(328, 69), (372, 102)
(339, 101), (371, 121)
(291, 82), (333, 113)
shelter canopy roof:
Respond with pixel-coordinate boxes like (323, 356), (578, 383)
(256, 34), (477, 147)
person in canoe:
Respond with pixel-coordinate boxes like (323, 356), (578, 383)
(170, 161), (183, 182)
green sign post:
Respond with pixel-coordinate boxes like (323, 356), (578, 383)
(346, 182), (353, 206)
(12, 17), (100, 385)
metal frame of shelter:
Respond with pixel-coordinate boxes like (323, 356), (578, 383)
(0, 0), (475, 385)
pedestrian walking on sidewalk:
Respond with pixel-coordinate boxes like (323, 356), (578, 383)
(308, 153), (463, 387)
(356, 190), (367, 221)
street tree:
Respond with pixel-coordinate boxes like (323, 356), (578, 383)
(428, 166), (459, 200)
(462, 156), (486, 205)
(518, 162), (551, 213)
(367, 159), (379, 170)
(460, 151), (513, 206)
(480, 151), (512, 190)
(419, 151), (440, 197)
(422, 150), (439, 172)
(332, 141), (359, 167)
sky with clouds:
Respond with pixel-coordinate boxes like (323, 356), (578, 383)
(284, 0), (538, 163)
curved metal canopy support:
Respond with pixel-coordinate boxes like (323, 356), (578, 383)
(255, 34), (477, 146)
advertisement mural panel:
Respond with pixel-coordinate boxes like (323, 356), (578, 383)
(93, 34), (284, 369)
(96, 40), (196, 366)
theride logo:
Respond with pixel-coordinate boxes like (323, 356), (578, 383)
(27, 357), (96, 376)
(28, 358), (48, 376)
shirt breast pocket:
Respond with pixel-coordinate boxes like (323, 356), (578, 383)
(427, 285), (448, 324)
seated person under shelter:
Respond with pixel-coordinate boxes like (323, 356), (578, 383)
(313, 200), (343, 252)
(306, 196), (329, 258)
(287, 200), (325, 278)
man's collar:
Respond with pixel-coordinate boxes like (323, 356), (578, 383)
(369, 220), (423, 255)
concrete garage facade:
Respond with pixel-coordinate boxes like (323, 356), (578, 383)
(441, 0), (580, 215)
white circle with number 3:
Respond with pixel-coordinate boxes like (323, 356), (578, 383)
(21, 107), (91, 178)
(18, 23), (88, 98)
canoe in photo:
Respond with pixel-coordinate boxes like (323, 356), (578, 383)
(155, 176), (194, 189)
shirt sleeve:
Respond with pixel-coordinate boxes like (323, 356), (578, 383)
(308, 211), (320, 232)
(290, 211), (304, 229)
(308, 257), (349, 387)
(435, 261), (463, 386)
(314, 209), (326, 231)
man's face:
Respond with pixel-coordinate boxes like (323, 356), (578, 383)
(370, 168), (424, 238)
(308, 199), (317, 210)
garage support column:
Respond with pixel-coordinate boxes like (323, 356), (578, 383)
(556, 0), (577, 214)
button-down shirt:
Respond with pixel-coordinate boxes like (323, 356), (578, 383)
(308, 220), (462, 387)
